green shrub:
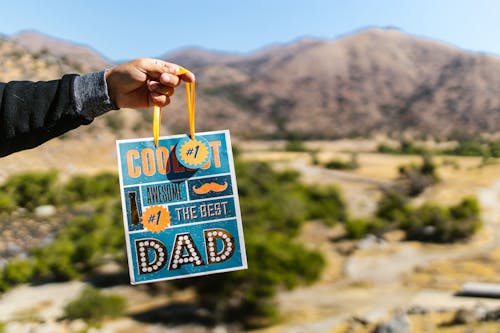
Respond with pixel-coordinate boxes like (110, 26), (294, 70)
(1, 258), (35, 285)
(376, 191), (410, 223)
(236, 161), (307, 236)
(176, 233), (325, 328)
(31, 237), (79, 281)
(285, 140), (308, 152)
(444, 139), (488, 156)
(490, 140), (500, 158)
(30, 203), (125, 282)
(324, 155), (358, 170)
(304, 185), (346, 225)
(0, 171), (59, 210)
(63, 286), (126, 323)
(345, 217), (387, 239)
(63, 172), (119, 203)
(396, 153), (439, 197)
(402, 197), (481, 243)
(0, 192), (15, 212)
(377, 140), (429, 155)
(168, 159), (336, 327)
(377, 143), (399, 154)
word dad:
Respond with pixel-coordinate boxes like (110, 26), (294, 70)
(136, 228), (235, 274)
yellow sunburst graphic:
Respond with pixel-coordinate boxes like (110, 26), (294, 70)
(178, 139), (210, 168)
(142, 205), (171, 233)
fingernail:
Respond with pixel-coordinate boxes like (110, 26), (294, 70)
(149, 81), (160, 89)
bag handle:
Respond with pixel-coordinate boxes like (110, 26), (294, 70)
(153, 66), (195, 147)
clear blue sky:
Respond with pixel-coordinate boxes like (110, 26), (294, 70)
(1, 0), (499, 62)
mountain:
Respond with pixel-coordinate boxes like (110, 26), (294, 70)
(1, 28), (500, 141)
(0, 34), (89, 82)
(12, 31), (111, 72)
(162, 28), (500, 139)
(163, 47), (243, 69)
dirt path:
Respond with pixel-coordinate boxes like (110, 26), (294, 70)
(260, 170), (500, 333)
(276, 157), (389, 217)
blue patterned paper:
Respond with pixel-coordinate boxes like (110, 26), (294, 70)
(116, 130), (247, 284)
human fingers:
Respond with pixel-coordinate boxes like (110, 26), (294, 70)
(148, 80), (175, 96)
(150, 92), (171, 107)
(179, 71), (195, 83)
(136, 58), (179, 79)
(158, 72), (180, 87)
(157, 71), (195, 87)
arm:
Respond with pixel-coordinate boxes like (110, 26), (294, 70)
(0, 58), (194, 157)
(0, 72), (115, 157)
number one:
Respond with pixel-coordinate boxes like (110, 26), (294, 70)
(194, 145), (200, 158)
(156, 210), (162, 225)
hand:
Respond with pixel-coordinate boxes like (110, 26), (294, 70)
(105, 58), (195, 109)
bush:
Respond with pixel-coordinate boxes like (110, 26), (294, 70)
(490, 140), (500, 158)
(0, 172), (124, 289)
(31, 237), (79, 281)
(402, 197), (481, 243)
(63, 286), (126, 323)
(1, 258), (35, 285)
(0, 171), (59, 210)
(395, 153), (439, 197)
(304, 185), (347, 225)
(176, 234), (325, 328)
(376, 191), (410, 223)
(444, 139), (488, 156)
(377, 140), (429, 155)
(236, 161), (308, 236)
(0, 162), (335, 328)
(30, 203), (125, 282)
(324, 153), (359, 170)
(0, 192), (15, 213)
(285, 140), (308, 152)
(168, 159), (336, 327)
(63, 172), (119, 203)
(345, 217), (387, 239)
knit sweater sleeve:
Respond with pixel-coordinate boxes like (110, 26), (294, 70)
(0, 71), (117, 157)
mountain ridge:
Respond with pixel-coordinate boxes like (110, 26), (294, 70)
(1, 28), (500, 140)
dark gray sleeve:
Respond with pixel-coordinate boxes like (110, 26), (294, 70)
(0, 71), (118, 157)
(74, 70), (118, 118)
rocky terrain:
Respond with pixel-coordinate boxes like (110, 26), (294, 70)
(2, 28), (500, 142)
(163, 28), (500, 139)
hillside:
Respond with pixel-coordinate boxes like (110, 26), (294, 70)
(164, 28), (500, 139)
(12, 31), (111, 72)
(1, 28), (500, 145)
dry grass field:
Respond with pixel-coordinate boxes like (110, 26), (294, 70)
(1, 138), (500, 332)
(239, 140), (500, 333)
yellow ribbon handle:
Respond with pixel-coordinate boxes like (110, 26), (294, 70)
(153, 66), (195, 147)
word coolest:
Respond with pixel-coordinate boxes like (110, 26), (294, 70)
(126, 140), (222, 178)
(135, 228), (235, 274)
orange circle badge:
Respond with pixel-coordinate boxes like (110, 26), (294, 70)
(142, 205), (171, 233)
(176, 135), (211, 169)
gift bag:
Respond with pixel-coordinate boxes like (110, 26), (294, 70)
(116, 68), (247, 284)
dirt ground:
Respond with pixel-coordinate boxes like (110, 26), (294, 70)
(241, 142), (500, 333)
(1, 139), (500, 332)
